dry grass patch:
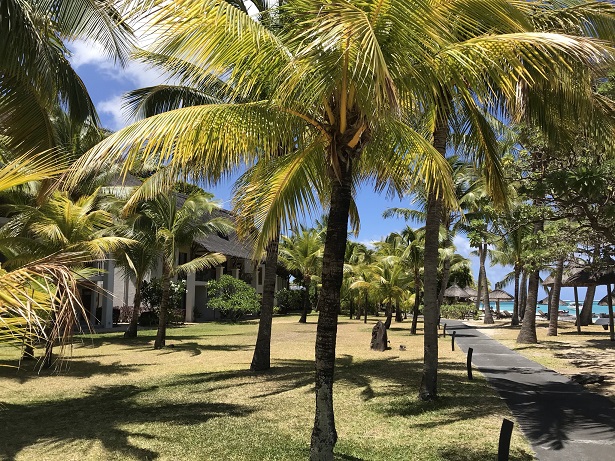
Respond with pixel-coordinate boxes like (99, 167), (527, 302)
(0, 315), (533, 460)
(466, 319), (615, 400)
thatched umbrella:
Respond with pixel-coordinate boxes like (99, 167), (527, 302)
(443, 284), (470, 302)
(464, 287), (478, 298)
(598, 294), (615, 306)
(489, 289), (513, 315)
(539, 296), (567, 306)
(561, 265), (615, 339)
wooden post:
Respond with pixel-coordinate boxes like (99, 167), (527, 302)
(498, 419), (514, 461)
(607, 283), (614, 342)
(451, 330), (456, 351)
(442, 323), (447, 338)
(467, 347), (473, 380)
(574, 286), (581, 334)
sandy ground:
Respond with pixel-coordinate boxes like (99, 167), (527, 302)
(464, 317), (615, 402)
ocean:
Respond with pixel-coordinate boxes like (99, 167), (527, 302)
(488, 301), (611, 316)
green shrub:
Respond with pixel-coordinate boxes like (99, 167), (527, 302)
(440, 303), (477, 320)
(207, 275), (261, 321)
(140, 279), (186, 324)
(275, 288), (303, 314)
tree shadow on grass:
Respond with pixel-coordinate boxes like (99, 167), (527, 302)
(0, 384), (253, 461)
(437, 445), (533, 461)
(0, 360), (146, 384)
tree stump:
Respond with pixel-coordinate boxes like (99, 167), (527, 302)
(370, 321), (388, 351)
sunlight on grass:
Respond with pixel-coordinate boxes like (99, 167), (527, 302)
(0, 315), (533, 460)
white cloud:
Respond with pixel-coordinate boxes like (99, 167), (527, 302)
(453, 234), (472, 258)
(98, 95), (129, 131)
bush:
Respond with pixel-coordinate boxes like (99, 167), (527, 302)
(275, 288), (303, 314)
(440, 303), (477, 320)
(140, 279), (186, 325)
(207, 275), (261, 321)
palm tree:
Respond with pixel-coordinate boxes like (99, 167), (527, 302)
(0, 187), (132, 366)
(139, 191), (230, 349)
(0, 153), (90, 361)
(115, 217), (162, 339)
(278, 225), (323, 323)
(70, 0), (615, 455)
(0, 0), (133, 156)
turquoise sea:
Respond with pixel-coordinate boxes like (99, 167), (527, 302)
(489, 301), (611, 316)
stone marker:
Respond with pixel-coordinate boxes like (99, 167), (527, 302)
(371, 321), (388, 351)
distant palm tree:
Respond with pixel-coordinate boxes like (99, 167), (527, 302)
(139, 191), (231, 349)
(278, 225), (323, 323)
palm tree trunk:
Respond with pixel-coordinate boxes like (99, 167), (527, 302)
(310, 160), (353, 460)
(384, 299), (393, 329)
(420, 191), (441, 400)
(437, 224), (452, 308)
(363, 292), (368, 324)
(419, 104), (448, 401)
(481, 245), (494, 324)
(154, 260), (171, 349)
(547, 257), (564, 336)
(411, 270), (421, 335)
(474, 268), (483, 313)
(299, 280), (310, 323)
(579, 285), (595, 326)
(517, 222), (542, 343)
(519, 269), (528, 320)
(125, 276), (143, 338)
(512, 265), (520, 326)
(251, 233), (280, 371)
(395, 299), (402, 322)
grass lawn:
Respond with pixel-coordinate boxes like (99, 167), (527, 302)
(0, 315), (533, 460)
(468, 319), (615, 401)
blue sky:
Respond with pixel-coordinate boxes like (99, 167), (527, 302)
(68, 41), (602, 301)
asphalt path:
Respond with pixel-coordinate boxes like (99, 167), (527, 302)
(443, 319), (615, 461)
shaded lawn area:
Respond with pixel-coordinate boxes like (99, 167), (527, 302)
(0, 315), (533, 460)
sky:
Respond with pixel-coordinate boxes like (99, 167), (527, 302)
(68, 41), (603, 302)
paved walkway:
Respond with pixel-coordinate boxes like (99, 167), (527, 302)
(443, 320), (615, 461)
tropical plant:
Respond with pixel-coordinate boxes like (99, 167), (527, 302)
(0, 0), (133, 156)
(207, 274), (261, 321)
(138, 191), (230, 348)
(278, 225), (323, 323)
(69, 0), (615, 455)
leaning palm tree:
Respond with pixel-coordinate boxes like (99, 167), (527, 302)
(139, 191), (231, 349)
(69, 0), (615, 456)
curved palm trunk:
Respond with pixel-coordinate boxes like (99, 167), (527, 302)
(547, 257), (564, 336)
(251, 234), (280, 371)
(310, 161), (353, 461)
(154, 260), (171, 349)
(512, 265), (521, 326)
(519, 270), (528, 320)
(124, 276), (144, 338)
(481, 245), (494, 324)
(384, 299), (393, 329)
(579, 285), (596, 326)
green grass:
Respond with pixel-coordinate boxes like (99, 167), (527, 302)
(0, 315), (533, 460)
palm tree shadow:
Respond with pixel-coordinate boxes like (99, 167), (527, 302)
(0, 384), (253, 461)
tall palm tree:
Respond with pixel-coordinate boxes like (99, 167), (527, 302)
(278, 225), (323, 323)
(139, 191), (230, 349)
(70, 0), (615, 455)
